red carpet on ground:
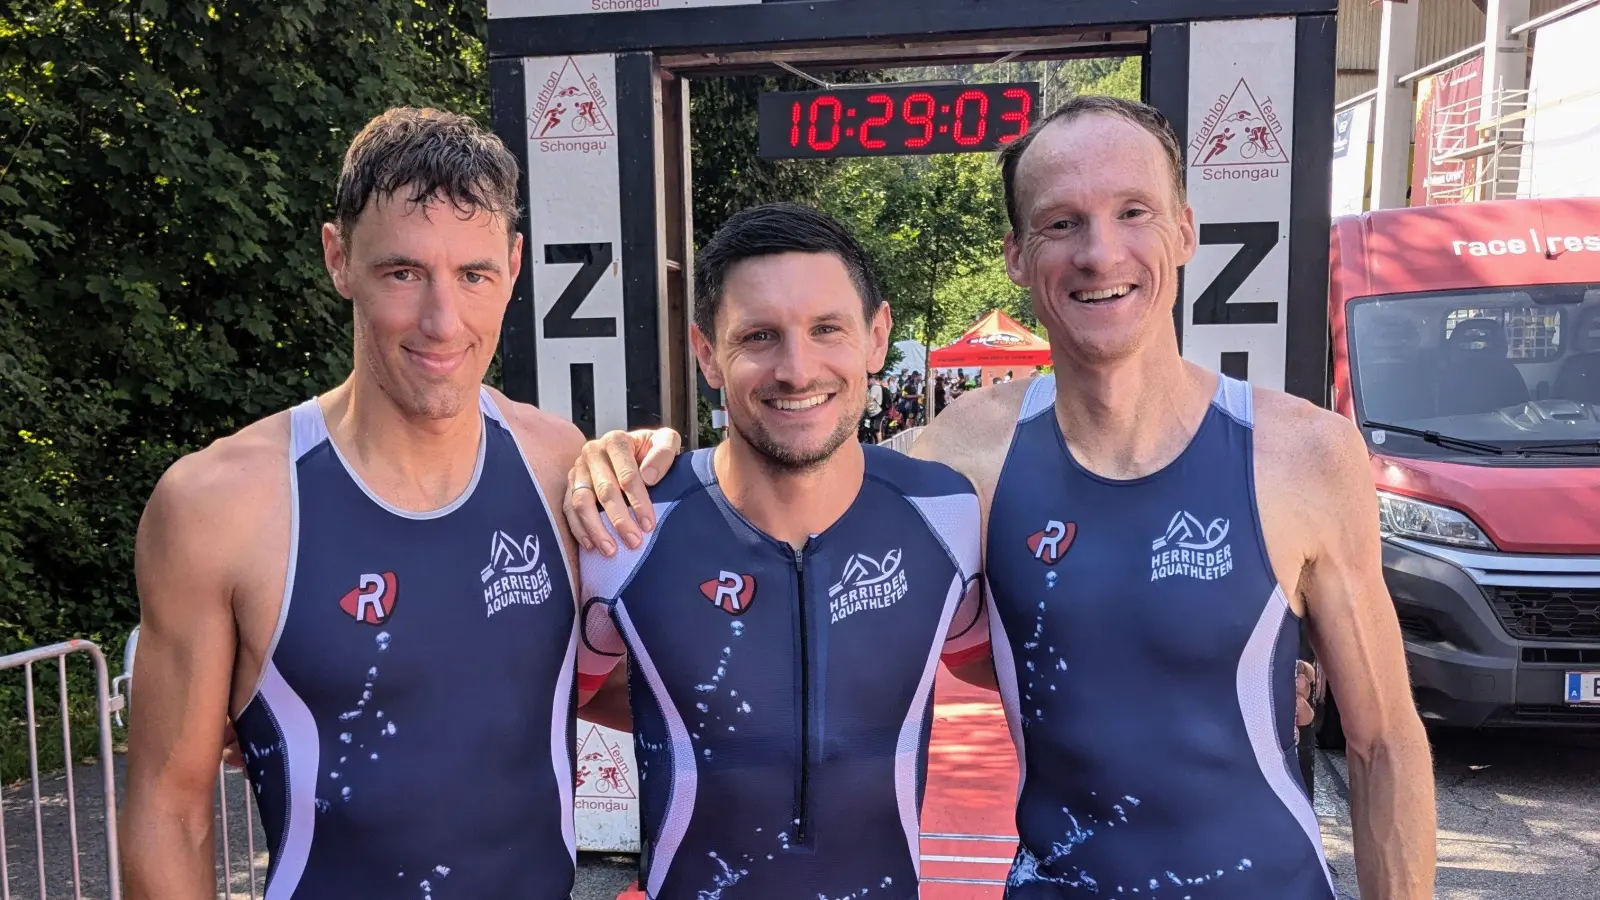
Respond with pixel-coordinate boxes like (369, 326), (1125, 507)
(918, 668), (1019, 898)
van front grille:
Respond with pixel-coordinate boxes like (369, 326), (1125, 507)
(1487, 588), (1600, 641)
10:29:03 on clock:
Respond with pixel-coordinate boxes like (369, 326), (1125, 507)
(757, 82), (1040, 159)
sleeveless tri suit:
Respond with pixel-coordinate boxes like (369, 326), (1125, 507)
(984, 374), (1336, 898)
(231, 388), (579, 899)
(575, 445), (990, 899)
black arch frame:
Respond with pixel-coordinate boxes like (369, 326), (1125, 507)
(487, 0), (1337, 434)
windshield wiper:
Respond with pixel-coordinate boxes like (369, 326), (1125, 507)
(1360, 421), (1505, 455)
(1507, 439), (1600, 456)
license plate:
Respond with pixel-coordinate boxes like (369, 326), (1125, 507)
(1565, 671), (1600, 704)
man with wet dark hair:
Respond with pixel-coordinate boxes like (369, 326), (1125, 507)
(120, 107), (669, 899)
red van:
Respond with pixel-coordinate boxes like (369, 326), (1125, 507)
(1320, 196), (1600, 746)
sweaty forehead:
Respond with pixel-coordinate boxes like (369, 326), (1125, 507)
(1015, 114), (1175, 216)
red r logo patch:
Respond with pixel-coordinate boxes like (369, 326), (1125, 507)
(340, 572), (399, 625)
(1027, 521), (1076, 566)
(700, 571), (756, 615)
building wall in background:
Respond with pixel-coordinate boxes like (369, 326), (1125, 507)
(1517, 4), (1600, 199)
(1334, 0), (1569, 105)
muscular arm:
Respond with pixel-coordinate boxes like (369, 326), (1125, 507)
(1299, 414), (1436, 899)
(121, 458), (246, 900)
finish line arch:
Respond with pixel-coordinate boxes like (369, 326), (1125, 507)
(485, 0), (1336, 446)
(484, 0), (1337, 854)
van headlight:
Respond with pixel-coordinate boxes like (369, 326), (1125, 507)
(1377, 491), (1494, 549)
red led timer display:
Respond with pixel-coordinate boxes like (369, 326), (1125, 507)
(757, 82), (1041, 159)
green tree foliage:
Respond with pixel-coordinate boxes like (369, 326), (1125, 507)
(685, 71), (875, 413)
(825, 56), (1143, 364)
(687, 71), (872, 248)
(893, 55), (1143, 116)
(1080, 55), (1142, 102)
(932, 256), (1037, 346)
(0, 0), (488, 778)
(819, 152), (1010, 366)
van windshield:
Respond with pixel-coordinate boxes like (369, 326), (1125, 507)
(1348, 282), (1600, 457)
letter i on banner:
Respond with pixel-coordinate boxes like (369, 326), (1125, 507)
(1182, 18), (1296, 390)
(524, 54), (629, 438)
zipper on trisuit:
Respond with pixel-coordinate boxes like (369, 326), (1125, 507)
(792, 544), (811, 843)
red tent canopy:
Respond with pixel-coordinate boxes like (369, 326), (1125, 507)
(928, 309), (1052, 368)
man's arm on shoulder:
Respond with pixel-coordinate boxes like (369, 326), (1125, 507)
(1297, 408), (1436, 899)
(122, 448), (257, 899)
(564, 427), (682, 557)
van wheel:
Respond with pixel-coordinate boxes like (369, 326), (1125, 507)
(1315, 689), (1346, 751)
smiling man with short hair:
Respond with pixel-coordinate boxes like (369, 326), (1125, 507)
(567, 96), (1434, 900)
(571, 202), (988, 899)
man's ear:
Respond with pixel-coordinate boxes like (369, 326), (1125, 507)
(1003, 230), (1026, 287)
(867, 302), (892, 373)
(509, 231), (524, 285)
(1175, 203), (1197, 267)
(690, 324), (723, 390)
(322, 222), (352, 300)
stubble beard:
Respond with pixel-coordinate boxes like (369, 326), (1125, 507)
(354, 313), (475, 421)
(732, 394), (863, 474)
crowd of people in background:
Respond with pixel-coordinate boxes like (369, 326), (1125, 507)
(860, 364), (1049, 443)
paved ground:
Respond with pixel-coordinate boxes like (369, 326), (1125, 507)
(4, 727), (1597, 898)
(1313, 727), (1600, 900)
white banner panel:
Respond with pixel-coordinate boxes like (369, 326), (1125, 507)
(1331, 98), (1372, 216)
(524, 54), (629, 437)
(1517, 5), (1600, 200)
(491, 0), (758, 18)
(1182, 17), (1297, 391)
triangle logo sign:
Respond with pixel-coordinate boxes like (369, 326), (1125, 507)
(1190, 78), (1288, 168)
(574, 724), (637, 799)
(529, 57), (615, 140)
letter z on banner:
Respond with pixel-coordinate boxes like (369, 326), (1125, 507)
(1182, 18), (1296, 390)
(524, 54), (628, 437)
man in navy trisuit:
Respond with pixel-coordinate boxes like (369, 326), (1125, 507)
(566, 97), (1437, 900)
(917, 97), (1436, 899)
(570, 203), (990, 900)
(120, 107), (673, 899)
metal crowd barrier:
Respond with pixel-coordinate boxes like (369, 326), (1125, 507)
(878, 425), (924, 454)
(1, 639), (121, 900)
(3, 631), (264, 900)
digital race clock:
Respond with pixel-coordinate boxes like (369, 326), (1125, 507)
(757, 81), (1041, 159)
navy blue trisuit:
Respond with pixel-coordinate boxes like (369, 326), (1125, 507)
(232, 388), (581, 899)
(984, 373), (1336, 898)
(576, 445), (989, 900)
